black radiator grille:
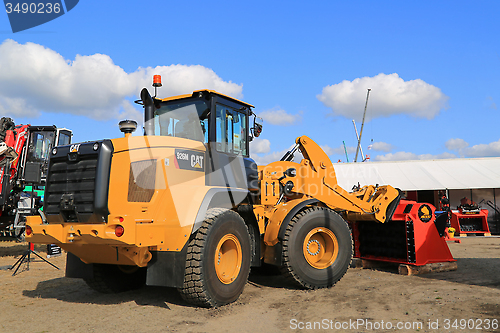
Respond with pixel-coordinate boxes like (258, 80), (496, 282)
(44, 154), (98, 216)
(43, 140), (113, 223)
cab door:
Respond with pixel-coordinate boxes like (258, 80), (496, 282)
(206, 98), (258, 195)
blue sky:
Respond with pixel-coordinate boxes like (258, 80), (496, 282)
(1, 1), (499, 165)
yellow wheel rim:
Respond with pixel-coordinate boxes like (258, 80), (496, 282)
(303, 227), (339, 269)
(215, 234), (242, 284)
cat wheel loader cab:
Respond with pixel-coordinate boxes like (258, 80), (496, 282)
(26, 75), (405, 308)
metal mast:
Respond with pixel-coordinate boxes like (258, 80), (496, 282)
(354, 88), (371, 162)
(352, 120), (364, 161)
(342, 141), (349, 162)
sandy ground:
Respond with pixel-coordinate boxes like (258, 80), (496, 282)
(0, 237), (499, 333)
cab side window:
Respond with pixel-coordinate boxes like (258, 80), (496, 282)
(215, 104), (247, 156)
(57, 133), (71, 146)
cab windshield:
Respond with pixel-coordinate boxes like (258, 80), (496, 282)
(153, 100), (209, 142)
(27, 131), (55, 163)
(26, 130), (56, 180)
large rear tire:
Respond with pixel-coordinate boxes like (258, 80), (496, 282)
(84, 264), (147, 293)
(178, 208), (251, 307)
(281, 206), (352, 289)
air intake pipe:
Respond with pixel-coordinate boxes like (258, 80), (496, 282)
(141, 88), (154, 136)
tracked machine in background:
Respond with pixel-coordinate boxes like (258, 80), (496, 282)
(0, 117), (72, 239)
(26, 76), (453, 307)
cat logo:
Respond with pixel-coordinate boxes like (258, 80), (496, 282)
(174, 149), (204, 172)
(191, 155), (204, 169)
(418, 204), (432, 223)
(70, 144), (80, 153)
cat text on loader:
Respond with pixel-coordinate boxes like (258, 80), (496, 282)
(26, 75), (401, 307)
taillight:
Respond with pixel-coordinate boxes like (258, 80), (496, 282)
(115, 225), (124, 237)
(26, 225), (32, 236)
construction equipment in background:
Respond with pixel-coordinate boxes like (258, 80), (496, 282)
(0, 117), (72, 239)
(352, 120), (370, 162)
(450, 197), (491, 236)
(26, 76), (453, 307)
(354, 88), (371, 162)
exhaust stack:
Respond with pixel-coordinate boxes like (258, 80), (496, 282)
(141, 88), (154, 136)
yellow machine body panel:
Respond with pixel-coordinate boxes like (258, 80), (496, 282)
(27, 136), (213, 266)
(262, 196), (314, 246)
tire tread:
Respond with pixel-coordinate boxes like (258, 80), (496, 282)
(178, 208), (250, 307)
(280, 206), (352, 289)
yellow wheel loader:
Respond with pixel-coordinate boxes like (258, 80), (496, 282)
(26, 76), (401, 307)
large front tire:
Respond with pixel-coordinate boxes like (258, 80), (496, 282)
(178, 208), (251, 307)
(281, 206), (352, 289)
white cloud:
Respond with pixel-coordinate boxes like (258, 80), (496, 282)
(374, 151), (456, 161)
(320, 144), (355, 156)
(250, 138), (271, 154)
(251, 147), (303, 165)
(376, 137), (500, 161)
(373, 152), (414, 161)
(417, 152), (457, 160)
(445, 138), (469, 151)
(461, 139), (500, 158)
(0, 39), (242, 121)
(369, 141), (394, 152)
(144, 64), (243, 99)
(0, 96), (36, 117)
(251, 150), (286, 165)
(317, 73), (449, 121)
(445, 138), (500, 157)
(118, 100), (144, 126)
(258, 108), (301, 126)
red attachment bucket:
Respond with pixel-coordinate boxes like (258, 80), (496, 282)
(352, 200), (455, 266)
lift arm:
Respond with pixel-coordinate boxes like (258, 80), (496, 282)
(261, 135), (401, 224)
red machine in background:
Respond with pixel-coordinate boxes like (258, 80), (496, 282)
(450, 197), (491, 236)
(0, 117), (72, 239)
(352, 200), (455, 267)
(0, 119), (29, 204)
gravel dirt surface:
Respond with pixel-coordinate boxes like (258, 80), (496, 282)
(0, 237), (499, 333)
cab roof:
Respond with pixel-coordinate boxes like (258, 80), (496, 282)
(156, 89), (254, 108)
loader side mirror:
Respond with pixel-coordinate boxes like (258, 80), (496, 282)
(252, 116), (263, 138)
